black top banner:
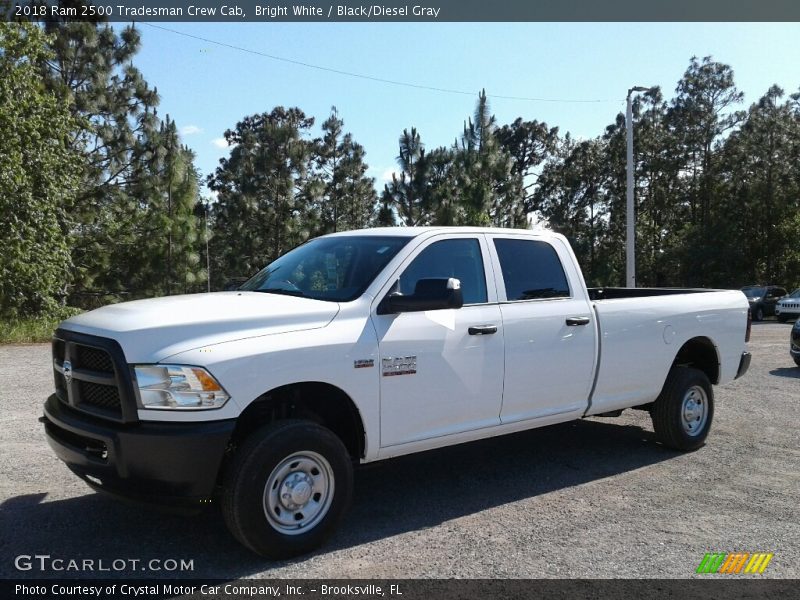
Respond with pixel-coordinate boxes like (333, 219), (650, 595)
(3, 0), (800, 22)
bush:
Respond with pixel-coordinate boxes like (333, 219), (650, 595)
(0, 306), (83, 344)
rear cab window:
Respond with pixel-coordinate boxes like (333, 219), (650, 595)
(493, 238), (571, 301)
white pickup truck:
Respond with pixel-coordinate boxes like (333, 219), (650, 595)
(42, 227), (751, 558)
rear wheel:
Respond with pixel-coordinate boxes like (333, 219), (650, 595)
(754, 306), (764, 321)
(651, 367), (713, 451)
(221, 419), (353, 558)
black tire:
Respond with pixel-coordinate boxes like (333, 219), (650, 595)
(754, 307), (764, 321)
(794, 357), (800, 368)
(778, 315), (789, 323)
(221, 419), (353, 559)
(651, 367), (714, 451)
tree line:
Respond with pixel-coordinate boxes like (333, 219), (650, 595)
(1, 18), (799, 320)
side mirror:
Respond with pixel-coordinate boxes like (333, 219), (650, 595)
(378, 278), (463, 314)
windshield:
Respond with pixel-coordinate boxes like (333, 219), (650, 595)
(787, 288), (800, 299)
(741, 287), (765, 298)
(240, 235), (411, 302)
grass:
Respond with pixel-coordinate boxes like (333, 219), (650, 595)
(0, 307), (83, 344)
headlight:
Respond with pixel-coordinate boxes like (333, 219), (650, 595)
(134, 365), (230, 410)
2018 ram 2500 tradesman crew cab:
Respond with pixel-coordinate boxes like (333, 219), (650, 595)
(42, 227), (751, 558)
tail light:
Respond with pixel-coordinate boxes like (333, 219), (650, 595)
(745, 308), (752, 342)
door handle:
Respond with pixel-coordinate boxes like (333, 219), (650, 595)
(468, 325), (498, 335)
(565, 316), (591, 326)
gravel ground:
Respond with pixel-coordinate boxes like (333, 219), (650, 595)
(1, 321), (798, 579)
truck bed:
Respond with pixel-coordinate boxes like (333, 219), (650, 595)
(585, 287), (748, 416)
(587, 287), (722, 301)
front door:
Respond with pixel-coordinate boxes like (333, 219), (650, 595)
(372, 235), (504, 448)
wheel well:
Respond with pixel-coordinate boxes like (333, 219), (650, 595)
(230, 382), (366, 460)
(673, 337), (720, 384)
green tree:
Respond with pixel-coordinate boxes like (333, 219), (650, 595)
(454, 90), (517, 226)
(496, 116), (559, 216)
(39, 14), (160, 299)
(535, 136), (614, 284)
(119, 117), (203, 297)
(381, 127), (432, 226)
(0, 23), (80, 317)
(207, 107), (314, 286)
(311, 106), (377, 233)
(668, 57), (745, 285)
(716, 86), (800, 285)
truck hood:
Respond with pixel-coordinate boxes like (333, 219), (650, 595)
(60, 291), (340, 363)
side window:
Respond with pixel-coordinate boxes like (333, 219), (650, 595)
(493, 238), (570, 300)
(398, 239), (488, 305)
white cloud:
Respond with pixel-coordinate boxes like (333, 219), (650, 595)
(380, 168), (397, 183)
(211, 137), (229, 149)
(180, 124), (202, 136)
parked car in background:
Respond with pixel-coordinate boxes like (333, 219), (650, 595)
(741, 285), (788, 321)
(791, 319), (800, 367)
(775, 288), (800, 323)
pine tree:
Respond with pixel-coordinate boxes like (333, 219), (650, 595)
(381, 127), (431, 225)
(207, 108), (314, 287)
(0, 23), (80, 316)
(39, 14), (161, 301)
(312, 107), (377, 233)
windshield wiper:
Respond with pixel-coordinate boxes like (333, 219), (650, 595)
(255, 288), (310, 298)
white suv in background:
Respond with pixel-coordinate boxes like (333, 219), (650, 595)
(776, 288), (800, 322)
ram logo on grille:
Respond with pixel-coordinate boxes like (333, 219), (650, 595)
(62, 360), (73, 385)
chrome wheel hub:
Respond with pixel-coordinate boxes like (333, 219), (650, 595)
(263, 451), (334, 535)
(680, 386), (708, 436)
(281, 473), (313, 509)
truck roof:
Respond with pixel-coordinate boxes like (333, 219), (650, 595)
(322, 226), (553, 239)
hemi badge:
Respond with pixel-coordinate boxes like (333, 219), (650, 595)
(354, 359), (374, 369)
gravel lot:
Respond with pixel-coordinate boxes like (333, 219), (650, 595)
(1, 322), (798, 579)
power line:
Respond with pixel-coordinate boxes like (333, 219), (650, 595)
(142, 22), (622, 104)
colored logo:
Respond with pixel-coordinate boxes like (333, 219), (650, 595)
(696, 552), (773, 574)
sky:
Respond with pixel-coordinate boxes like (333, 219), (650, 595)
(131, 22), (800, 195)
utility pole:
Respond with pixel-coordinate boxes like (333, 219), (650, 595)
(205, 202), (211, 293)
(626, 86), (652, 288)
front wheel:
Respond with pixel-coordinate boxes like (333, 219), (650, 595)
(777, 314), (788, 323)
(754, 307), (765, 321)
(221, 420), (353, 558)
(651, 367), (714, 451)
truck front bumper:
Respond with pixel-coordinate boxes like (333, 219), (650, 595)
(42, 394), (235, 511)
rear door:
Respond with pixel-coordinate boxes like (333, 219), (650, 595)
(488, 234), (596, 423)
(372, 234), (505, 448)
